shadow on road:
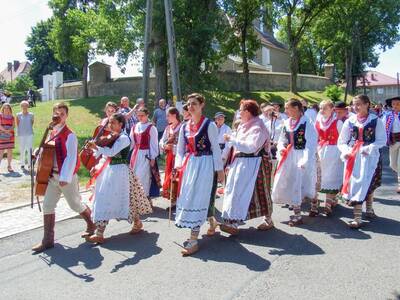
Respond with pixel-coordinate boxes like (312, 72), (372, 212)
(101, 231), (162, 273)
(37, 243), (103, 282)
(189, 233), (272, 272)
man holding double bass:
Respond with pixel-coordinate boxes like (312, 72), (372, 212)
(32, 102), (95, 253)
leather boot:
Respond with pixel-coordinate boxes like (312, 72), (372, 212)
(32, 214), (55, 253)
(80, 206), (96, 238)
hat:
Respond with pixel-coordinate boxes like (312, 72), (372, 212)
(214, 112), (225, 118)
(334, 101), (347, 109)
(385, 96), (400, 108)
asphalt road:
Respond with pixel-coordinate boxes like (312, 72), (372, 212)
(0, 149), (399, 300)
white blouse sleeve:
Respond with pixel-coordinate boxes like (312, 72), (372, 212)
(159, 127), (168, 154)
(59, 133), (78, 183)
(277, 123), (288, 152)
(174, 125), (186, 168)
(337, 119), (353, 160)
(298, 120), (317, 167)
(149, 125), (159, 159)
(230, 126), (267, 154)
(129, 126), (136, 151)
(208, 122), (224, 171)
(95, 134), (130, 158)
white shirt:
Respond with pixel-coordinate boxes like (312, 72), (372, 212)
(263, 117), (283, 143)
(216, 123), (232, 145)
(129, 121), (159, 159)
(304, 108), (318, 123)
(51, 124), (78, 183)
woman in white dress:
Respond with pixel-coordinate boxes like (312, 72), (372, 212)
(129, 107), (159, 198)
(310, 100), (343, 216)
(338, 95), (386, 228)
(272, 98), (318, 226)
(220, 100), (274, 235)
(86, 113), (152, 244)
(174, 93), (224, 256)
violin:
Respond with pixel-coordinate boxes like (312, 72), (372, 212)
(79, 120), (118, 171)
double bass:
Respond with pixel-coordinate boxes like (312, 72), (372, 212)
(31, 115), (61, 210)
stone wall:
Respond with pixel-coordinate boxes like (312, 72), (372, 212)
(55, 71), (331, 99)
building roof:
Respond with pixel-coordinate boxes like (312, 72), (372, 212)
(0, 61), (31, 82)
(356, 71), (398, 88)
(254, 28), (288, 51)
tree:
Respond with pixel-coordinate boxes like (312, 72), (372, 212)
(312, 0), (400, 99)
(49, 0), (99, 98)
(274, 0), (334, 93)
(5, 75), (36, 95)
(221, 0), (261, 93)
(25, 19), (80, 87)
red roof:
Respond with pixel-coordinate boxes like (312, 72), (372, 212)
(357, 71), (398, 87)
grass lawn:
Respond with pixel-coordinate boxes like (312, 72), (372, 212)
(8, 89), (347, 184)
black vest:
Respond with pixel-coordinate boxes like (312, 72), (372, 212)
(350, 118), (377, 146)
(284, 122), (307, 150)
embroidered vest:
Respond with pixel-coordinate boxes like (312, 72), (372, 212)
(183, 119), (212, 156)
(53, 126), (80, 175)
(133, 124), (152, 150)
(110, 140), (130, 165)
(350, 118), (377, 146)
(316, 119), (339, 146)
(284, 122), (307, 150)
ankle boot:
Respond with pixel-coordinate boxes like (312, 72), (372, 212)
(80, 206), (96, 238)
(32, 214), (55, 252)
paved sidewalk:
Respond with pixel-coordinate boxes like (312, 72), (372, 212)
(0, 191), (91, 239)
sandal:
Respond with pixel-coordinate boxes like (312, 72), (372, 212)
(129, 220), (143, 235)
(365, 211), (377, 219)
(324, 207), (333, 217)
(288, 216), (303, 227)
(206, 217), (218, 236)
(309, 210), (319, 217)
(348, 220), (362, 229)
(219, 224), (239, 236)
(7, 166), (14, 173)
(181, 239), (199, 256)
(85, 234), (105, 244)
(257, 221), (274, 231)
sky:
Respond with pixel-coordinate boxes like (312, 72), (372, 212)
(0, 0), (399, 80)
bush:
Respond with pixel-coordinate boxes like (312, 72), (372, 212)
(5, 75), (36, 94)
(325, 84), (343, 102)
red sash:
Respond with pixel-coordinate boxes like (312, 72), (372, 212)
(341, 128), (364, 195)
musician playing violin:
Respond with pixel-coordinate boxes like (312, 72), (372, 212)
(85, 113), (152, 243)
(32, 103), (96, 253)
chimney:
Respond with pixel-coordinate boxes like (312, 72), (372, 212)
(7, 62), (12, 72)
(13, 60), (20, 71)
(371, 73), (375, 81)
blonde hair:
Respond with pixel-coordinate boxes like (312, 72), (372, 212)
(1, 103), (13, 114)
(20, 100), (29, 107)
(319, 100), (334, 109)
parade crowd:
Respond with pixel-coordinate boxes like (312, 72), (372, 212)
(1, 93), (399, 256)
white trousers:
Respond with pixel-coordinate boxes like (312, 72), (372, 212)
(389, 142), (400, 184)
(18, 135), (33, 166)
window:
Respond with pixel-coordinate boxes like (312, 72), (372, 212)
(262, 47), (270, 66)
(377, 88), (384, 95)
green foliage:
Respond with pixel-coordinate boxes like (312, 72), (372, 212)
(25, 19), (80, 87)
(5, 75), (36, 94)
(325, 84), (343, 102)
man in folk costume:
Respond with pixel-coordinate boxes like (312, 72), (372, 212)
(382, 96), (400, 193)
(310, 100), (344, 217)
(338, 95), (386, 228)
(129, 107), (160, 200)
(159, 107), (182, 206)
(32, 103), (95, 253)
(220, 100), (274, 235)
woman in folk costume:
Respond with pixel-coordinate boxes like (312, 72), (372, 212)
(85, 113), (152, 244)
(309, 100), (344, 216)
(129, 107), (160, 199)
(272, 98), (318, 226)
(100, 101), (119, 127)
(220, 100), (274, 235)
(338, 95), (386, 229)
(159, 107), (182, 206)
(382, 96), (400, 193)
(174, 93), (224, 256)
